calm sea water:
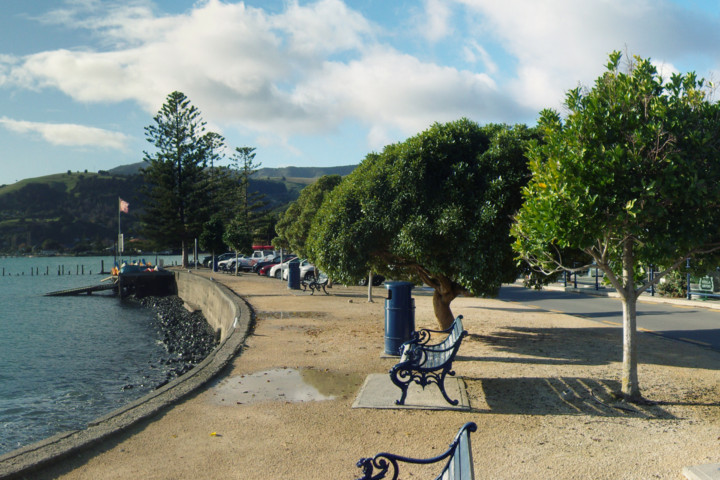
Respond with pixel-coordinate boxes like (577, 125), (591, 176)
(0, 255), (182, 455)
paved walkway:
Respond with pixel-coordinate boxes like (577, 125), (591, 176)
(19, 272), (720, 479)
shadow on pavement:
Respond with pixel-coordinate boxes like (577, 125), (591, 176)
(466, 376), (676, 419)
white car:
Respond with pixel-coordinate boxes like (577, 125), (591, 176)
(281, 258), (315, 281)
(218, 255), (250, 272)
(269, 257), (296, 279)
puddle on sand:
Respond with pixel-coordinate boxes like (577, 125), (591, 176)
(256, 311), (327, 320)
(207, 368), (362, 406)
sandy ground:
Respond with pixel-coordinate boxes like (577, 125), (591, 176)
(34, 272), (720, 480)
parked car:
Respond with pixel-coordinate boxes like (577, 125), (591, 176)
(218, 255), (251, 272)
(258, 263), (276, 276)
(253, 254), (295, 274)
(268, 257), (296, 279)
(236, 256), (257, 272)
(281, 258), (315, 281)
(250, 249), (277, 263)
(202, 252), (234, 268)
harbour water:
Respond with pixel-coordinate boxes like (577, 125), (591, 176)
(0, 255), (182, 456)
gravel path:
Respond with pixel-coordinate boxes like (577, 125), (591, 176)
(34, 272), (720, 480)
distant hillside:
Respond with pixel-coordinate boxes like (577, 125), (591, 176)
(0, 171), (144, 253)
(0, 162), (356, 253)
(254, 165), (356, 179)
(107, 162), (145, 176)
(108, 162), (357, 179)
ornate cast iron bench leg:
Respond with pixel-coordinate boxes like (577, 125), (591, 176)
(436, 365), (459, 406)
(389, 364), (411, 405)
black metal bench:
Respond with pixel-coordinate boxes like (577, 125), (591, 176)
(389, 315), (467, 406)
(301, 273), (329, 295)
(356, 422), (477, 480)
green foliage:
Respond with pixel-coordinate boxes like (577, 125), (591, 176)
(512, 51), (720, 399)
(199, 214), (227, 254)
(140, 91), (218, 262)
(656, 271), (686, 298)
(230, 147), (267, 239)
(513, 51), (720, 285)
(308, 118), (535, 296)
(274, 174), (342, 257)
(0, 173), (144, 253)
(223, 218), (253, 255)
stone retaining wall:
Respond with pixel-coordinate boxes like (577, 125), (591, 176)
(174, 270), (239, 342)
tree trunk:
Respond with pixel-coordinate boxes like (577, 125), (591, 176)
(367, 272), (374, 303)
(620, 241), (641, 400)
(181, 240), (188, 268)
(432, 288), (457, 330)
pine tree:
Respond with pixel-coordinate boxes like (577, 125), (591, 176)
(140, 91), (223, 266)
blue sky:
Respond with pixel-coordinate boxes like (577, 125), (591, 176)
(1, 0), (720, 186)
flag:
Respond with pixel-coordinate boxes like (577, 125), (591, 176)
(119, 198), (129, 213)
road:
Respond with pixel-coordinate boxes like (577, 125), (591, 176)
(497, 283), (720, 351)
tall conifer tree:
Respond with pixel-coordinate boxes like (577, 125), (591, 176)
(140, 91), (222, 266)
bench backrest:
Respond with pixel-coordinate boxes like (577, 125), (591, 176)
(425, 316), (464, 352)
(356, 422), (476, 480)
(422, 329), (466, 370)
(439, 425), (474, 480)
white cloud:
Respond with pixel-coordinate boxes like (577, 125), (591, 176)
(297, 47), (505, 137)
(0, 117), (130, 149)
(274, 0), (374, 55)
(463, 40), (498, 74)
(453, 0), (720, 111)
(3, 0), (525, 154)
(419, 0), (453, 42)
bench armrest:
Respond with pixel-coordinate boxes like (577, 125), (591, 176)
(356, 422), (477, 480)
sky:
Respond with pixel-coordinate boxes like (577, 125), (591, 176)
(1, 0), (720, 186)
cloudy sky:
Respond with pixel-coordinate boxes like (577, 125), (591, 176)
(0, 0), (718, 186)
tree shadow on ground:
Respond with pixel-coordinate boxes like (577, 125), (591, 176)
(465, 327), (621, 366)
(465, 376), (676, 419)
(464, 326), (720, 371)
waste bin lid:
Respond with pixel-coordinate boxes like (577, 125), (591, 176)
(384, 281), (414, 289)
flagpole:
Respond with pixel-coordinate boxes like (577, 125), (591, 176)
(117, 197), (121, 266)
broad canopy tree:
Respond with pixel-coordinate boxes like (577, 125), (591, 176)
(274, 174), (342, 258)
(512, 52), (720, 401)
(308, 119), (535, 329)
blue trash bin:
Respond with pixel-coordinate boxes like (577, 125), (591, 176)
(384, 281), (415, 355)
(287, 260), (300, 290)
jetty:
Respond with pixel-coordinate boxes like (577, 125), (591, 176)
(45, 270), (175, 298)
(45, 282), (117, 296)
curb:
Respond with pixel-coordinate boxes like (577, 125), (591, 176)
(0, 280), (254, 480)
(540, 283), (720, 311)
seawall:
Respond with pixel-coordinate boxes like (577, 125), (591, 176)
(0, 270), (253, 479)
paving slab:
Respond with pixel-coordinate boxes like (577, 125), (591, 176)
(352, 373), (470, 410)
(684, 464), (720, 480)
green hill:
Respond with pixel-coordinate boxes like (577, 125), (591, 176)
(0, 163), (356, 254)
(0, 171), (144, 253)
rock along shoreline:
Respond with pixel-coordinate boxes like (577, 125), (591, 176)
(138, 295), (219, 388)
